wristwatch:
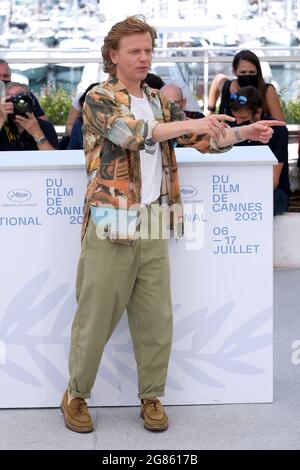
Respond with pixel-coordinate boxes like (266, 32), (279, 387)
(34, 135), (47, 145)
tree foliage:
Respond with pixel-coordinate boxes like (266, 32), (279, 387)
(38, 87), (72, 125)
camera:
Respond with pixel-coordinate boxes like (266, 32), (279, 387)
(7, 92), (34, 117)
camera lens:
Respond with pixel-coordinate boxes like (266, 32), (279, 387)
(16, 97), (29, 113)
(14, 93), (34, 115)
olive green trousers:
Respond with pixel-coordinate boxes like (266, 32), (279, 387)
(68, 203), (173, 400)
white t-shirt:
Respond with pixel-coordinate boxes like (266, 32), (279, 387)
(130, 92), (162, 205)
(72, 92), (83, 111)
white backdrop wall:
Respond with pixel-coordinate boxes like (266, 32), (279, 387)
(0, 148), (275, 407)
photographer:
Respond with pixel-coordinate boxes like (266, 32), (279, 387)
(0, 82), (59, 151)
(0, 59), (46, 120)
(228, 85), (289, 215)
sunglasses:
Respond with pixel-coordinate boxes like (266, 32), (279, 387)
(229, 93), (248, 105)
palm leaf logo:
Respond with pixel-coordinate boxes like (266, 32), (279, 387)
(0, 273), (272, 392)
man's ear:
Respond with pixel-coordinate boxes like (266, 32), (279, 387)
(109, 49), (118, 65)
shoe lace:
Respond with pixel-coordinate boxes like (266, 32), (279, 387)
(146, 398), (160, 412)
(73, 397), (87, 414)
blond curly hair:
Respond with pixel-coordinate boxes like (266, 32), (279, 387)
(101, 15), (157, 75)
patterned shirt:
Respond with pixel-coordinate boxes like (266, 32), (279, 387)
(81, 76), (229, 240)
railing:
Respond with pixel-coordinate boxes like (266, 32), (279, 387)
(1, 45), (300, 116)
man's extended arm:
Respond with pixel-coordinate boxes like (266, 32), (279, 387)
(152, 115), (285, 148)
(84, 89), (234, 151)
(83, 87), (285, 152)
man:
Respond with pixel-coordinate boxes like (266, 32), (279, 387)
(161, 83), (204, 119)
(0, 59), (46, 120)
(61, 15), (283, 434)
(229, 85), (289, 215)
(0, 82), (59, 151)
(0, 59), (11, 83)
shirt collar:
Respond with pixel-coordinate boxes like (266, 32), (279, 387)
(108, 76), (160, 104)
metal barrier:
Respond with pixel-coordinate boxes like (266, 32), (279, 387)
(287, 124), (300, 144)
(1, 45), (300, 111)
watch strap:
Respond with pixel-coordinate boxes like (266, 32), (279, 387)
(34, 135), (47, 145)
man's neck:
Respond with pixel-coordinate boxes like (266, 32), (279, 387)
(127, 84), (143, 98)
(130, 88), (143, 98)
(116, 75), (143, 98)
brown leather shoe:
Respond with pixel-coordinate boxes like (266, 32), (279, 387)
(60, 390), (94, 433)
(140, 397), (168, 432)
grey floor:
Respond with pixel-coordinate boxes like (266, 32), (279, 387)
(1, 268), (300, 450)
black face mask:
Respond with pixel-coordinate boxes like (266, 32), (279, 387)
(237, 74), (259, 88)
